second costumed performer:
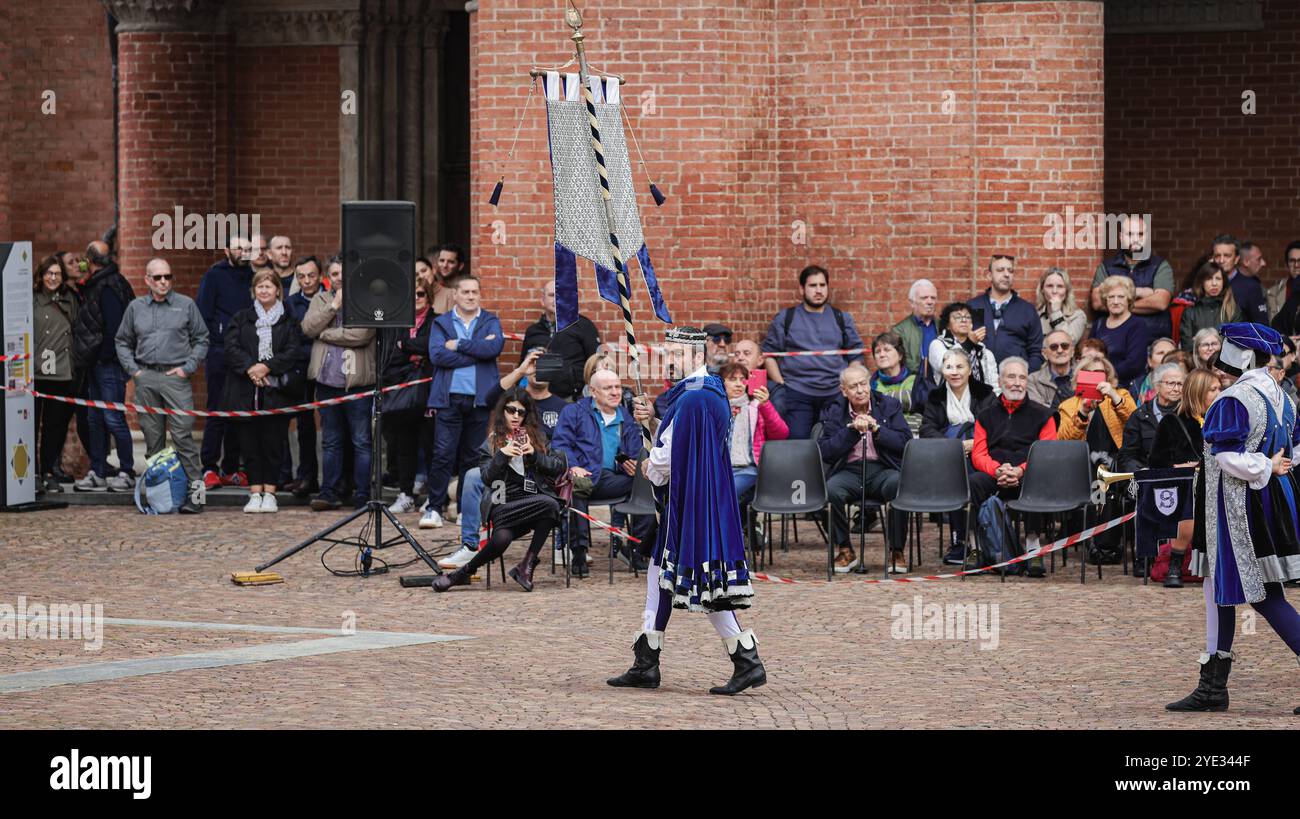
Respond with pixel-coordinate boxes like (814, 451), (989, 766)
(606, 326), (768, 695)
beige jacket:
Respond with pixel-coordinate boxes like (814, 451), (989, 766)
(1267, 277), (1292, 321)
(301, 290), (377, 388)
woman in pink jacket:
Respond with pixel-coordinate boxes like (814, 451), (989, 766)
(720, 362), (790, 507)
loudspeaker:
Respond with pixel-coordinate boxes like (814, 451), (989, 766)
(341, 200), (416, 328)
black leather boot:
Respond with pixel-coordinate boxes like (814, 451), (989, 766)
(508, 552), (540, 592)
(1164, 551), (1185, 588)
(432, 567), (471, 593)
(606, 631), (662, 688)
(709, 629), (767, 695)
(1166, 651), (1232, 712)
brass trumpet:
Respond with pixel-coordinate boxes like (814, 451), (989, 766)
(1097, 465), (1135, 485)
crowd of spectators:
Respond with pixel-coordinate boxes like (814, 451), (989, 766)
(28, 222), (1300, 580)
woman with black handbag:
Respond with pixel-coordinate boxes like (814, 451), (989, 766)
(382, 281), (436, 513)
(222, 270), (306, 513)
(434, 389), (567, 593)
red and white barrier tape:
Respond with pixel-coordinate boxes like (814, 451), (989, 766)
(751, 511), (1135, 585)
(4, 377), (433, 418)
(0, 352), (32, 362)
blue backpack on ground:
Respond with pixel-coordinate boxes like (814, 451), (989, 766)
(134, 448), (189, 514)
(975, 494), (1022, 567)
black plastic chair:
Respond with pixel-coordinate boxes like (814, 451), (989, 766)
(1005, 440), (1094, 583)
(748, 439), (831, 577)
(610, 463), (657, 584)
(889, 438), (972, 574)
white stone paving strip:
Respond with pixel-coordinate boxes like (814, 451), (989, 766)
(0, 617), (471, 695)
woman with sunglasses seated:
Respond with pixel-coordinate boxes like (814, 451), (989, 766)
(434, 389), (568, 593)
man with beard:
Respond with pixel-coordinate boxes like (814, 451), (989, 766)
(1089, 215), (1176, 339)
(760, 265), (865, 439)
(428, 243), (466, 315)
(196, 234), (254, 489)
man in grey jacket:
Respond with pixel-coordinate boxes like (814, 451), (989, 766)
(115, 258), (210, 512)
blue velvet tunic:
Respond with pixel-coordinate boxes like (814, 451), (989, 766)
(652, 375), (754, 612)
(1200, 373), (1300, 605)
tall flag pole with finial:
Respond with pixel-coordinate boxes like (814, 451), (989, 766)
(492, 1), (672, 399)
(564, 2), (645, 394)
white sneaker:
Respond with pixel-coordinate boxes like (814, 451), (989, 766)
(243, 493), (264, 513)
(106, 471), (134, 492)
(74, 471), (108, 492)
(259, 493), (278, 513)
(419, 508), (444, 529)
(552, 545), (571, 567)
(438, 545), (476, 569)
(388, 492), (416, 514)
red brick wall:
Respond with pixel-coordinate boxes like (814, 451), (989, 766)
(470, 1), (1106, 371)
(117, 30), (220, 298)
(1106, 1), (1300, 288)
(233, 45), (342, 262)
(3, 0), (115, 261)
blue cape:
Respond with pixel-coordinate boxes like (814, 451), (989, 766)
(653, 375), (754, 612)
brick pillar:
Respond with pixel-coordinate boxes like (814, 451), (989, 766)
(973, 1), (1106, 286)
(103, 0), (224, 430)
(107, 0), (224, 298)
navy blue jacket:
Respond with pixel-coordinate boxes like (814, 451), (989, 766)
(967, 289), (1044, 373)
(550, 396), (644, 475)
(196, 259), (252, 361)
(816, 392), (911, 473)
(426, 308), (504, 409)
(1229, 270), (1269, 324)
(285, 289), (315, 366)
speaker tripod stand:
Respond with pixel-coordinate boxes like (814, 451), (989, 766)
(255, 333), (442, 578)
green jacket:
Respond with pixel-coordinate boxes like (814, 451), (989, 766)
(1179, 295), (1241, 352)
(33, 288), (78, 381)
(890, 315), (935, 378)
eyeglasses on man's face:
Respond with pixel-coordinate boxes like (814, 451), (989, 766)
(1047, 342), (1071, 352)
(150, 274), (173, 282)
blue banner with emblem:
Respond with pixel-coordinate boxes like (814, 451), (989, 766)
(1134, 466), (1196, 558)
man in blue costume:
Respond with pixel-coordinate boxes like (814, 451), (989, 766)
(1167, 323), (1300, 714)
(607, 326), (767, 695)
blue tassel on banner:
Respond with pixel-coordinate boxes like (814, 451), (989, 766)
(636, 244), (673, 323)
(489, 179), (504, 207)
(554, 243), (580, 330)
(649, 183), (666, 207)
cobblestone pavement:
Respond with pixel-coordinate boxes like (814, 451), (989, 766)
(1, 507), (1297, 729)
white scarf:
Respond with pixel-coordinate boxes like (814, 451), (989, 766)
(254, 300), (284, 362)
(946, 383), (974, 426)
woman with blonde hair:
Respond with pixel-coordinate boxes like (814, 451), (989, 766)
(1036, 267), (1086, 344)
(1055, 356), (1137, 451)
(1089, 275), (1148, 385)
